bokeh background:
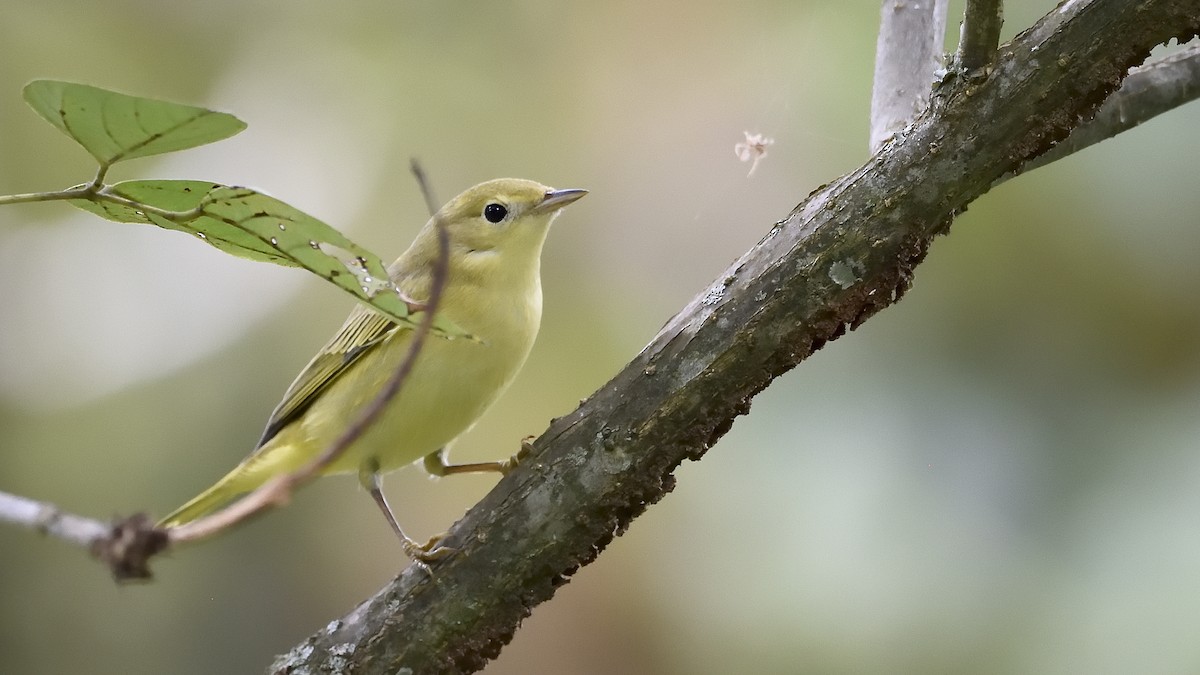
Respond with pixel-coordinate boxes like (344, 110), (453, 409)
(1, 1), (1198, 673)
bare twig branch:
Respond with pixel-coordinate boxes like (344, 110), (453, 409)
(168, 215), (451, 546)
(0, 492), (166, 581)
(0, 185), (91, 207)
(410, 158), (439, 216)
(870, 0), (950, 151)
(956, 0), (1005, 73)
(1009, 43), (1200, 179)
(0, 490), (110, 546)
(0, 182), (200, 222)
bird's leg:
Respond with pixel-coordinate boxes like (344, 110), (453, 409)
(422, 440), (534, 478)
(359, 466), (454, 563)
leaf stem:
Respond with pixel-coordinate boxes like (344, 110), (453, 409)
(91, 184), (205, 222)
(89, 163), (110, 190)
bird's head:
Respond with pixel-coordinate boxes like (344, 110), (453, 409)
(434, 178), (586, 270)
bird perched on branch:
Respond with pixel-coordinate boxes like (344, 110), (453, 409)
(160, 178), (587, 561)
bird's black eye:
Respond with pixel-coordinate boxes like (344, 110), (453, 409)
(483, 203), (508, 223)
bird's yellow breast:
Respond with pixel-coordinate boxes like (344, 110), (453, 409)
(285, 269), (543, 476)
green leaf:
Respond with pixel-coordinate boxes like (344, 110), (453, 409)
(70, 180), (471, 339)
(23, 80), (246, 166)
(71, 180), (293, 266)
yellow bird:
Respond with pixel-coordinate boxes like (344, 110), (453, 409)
(160, 178), (586, 561)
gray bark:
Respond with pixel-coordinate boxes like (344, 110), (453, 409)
(870, 0), (950, 151)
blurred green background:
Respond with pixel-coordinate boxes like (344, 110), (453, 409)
(2, 1), (1199, 673)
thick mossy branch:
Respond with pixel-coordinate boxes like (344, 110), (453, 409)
(273, 1), (1200, 673)
(1013, 43), (1200, 178)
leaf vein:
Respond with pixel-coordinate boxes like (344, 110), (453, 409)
(108, 111), (211, 164)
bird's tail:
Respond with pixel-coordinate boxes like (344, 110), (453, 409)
(158, 458), (266, 528)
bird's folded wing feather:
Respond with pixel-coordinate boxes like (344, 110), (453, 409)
(256, 306), (404, 448)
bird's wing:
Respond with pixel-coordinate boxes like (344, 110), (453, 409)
(256, 306), (403, 448)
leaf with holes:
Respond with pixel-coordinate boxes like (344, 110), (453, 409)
(70, 180), (471, 339)
(23, 80), (246, 166)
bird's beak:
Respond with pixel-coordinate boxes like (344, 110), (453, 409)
(534, 188), (588, 214)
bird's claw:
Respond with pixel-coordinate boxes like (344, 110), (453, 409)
(499, 437), (537, 475)
(404, 532), (456, 564)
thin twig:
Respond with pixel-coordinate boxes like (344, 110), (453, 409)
(169, 212), (452, 545)
(0, 183), (201, 222)
(0, 490), (110, 546)
(869, 0), (950, 152)
(1003, 43), (1200, 182)
(410, 158), (439, 217)
(0, 185), (92, 206)
(956, 0), (1005, 74)
(0, 491), (166, 580)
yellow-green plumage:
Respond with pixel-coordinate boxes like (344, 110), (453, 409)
(160, 179), (585, 534)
